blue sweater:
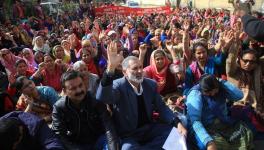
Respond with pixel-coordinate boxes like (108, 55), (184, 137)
(186, 80), (243, 148)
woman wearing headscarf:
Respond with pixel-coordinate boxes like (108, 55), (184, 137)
(22, 48), (38, 71)
(7, 59), (34, 101)
(32, 36), (50, 54)
(52, 45), (71, 64)
(124, 27), (140, 53)
(0, 48), (21, 76)
(143, 49), (183, 96)
(71, 40), (100, 76)
(33, 51), (44, 68)
(31, 54), (68, 92)
(61, 40), (71, 58)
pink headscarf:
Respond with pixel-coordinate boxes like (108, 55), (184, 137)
(143, 50), (170, 93)
(22, 48), (38, 71)
(0, 49), (22, 75)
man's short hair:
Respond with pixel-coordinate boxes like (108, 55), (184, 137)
(61, 70), (83, 88)
(72, 60), (86, 71)
(121, 56), (139, 70)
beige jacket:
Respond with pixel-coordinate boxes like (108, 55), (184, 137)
(226, 42), (263, 113)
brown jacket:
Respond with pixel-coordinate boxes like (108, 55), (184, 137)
(226, 42), (264, 116)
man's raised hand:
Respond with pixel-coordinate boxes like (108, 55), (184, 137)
(107, 41), (124, 72)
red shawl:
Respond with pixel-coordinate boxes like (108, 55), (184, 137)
(86, 60), (99, 75)
(78, 48), (99, 76)
(143, 50), (170, 93)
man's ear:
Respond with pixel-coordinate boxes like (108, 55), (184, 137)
(62, 88), (66, 94)
(122, 69), (127, 77)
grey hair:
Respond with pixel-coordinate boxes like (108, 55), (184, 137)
(73, 60), (86, 70)
(121, 56), (139, 70)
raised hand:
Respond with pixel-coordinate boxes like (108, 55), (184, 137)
(8, 74), (16, 84)
(183, 20), (190, 31)
(222, 30), (234, 50)
(139, 43), (147, 55)
(165, 40), (175, 55)
(92, 29), (99, 40)
(150, 37), (160, 47)
(68, 34), (77, 49)
(99, 30), (106, 42)
(38, 62), (46, 72)
(149, 28), (155, 35)
(239, 32), (247, 40)
(107, 41), (124, 72)
(55, 59), (63, 65)
(93, 19), (100, 30)
(24, 95), (34, 105)
(24, 95), (34, 113)
(123, 26), (130, 35)
(233, 29), (242, 42)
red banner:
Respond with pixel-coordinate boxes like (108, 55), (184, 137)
(95, 6), (172, 16)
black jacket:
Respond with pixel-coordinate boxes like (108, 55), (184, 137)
(242, 14), (264, 42)
(52, 93), (119, 150)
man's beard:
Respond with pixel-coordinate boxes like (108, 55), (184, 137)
(127, 73), (144, 84)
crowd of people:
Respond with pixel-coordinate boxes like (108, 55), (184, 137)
(0, 0), (264, 149)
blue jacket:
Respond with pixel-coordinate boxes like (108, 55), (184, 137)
(186, 80), (243, 148)
(96, 76), (179, 136)
(1, 111), (64, 150)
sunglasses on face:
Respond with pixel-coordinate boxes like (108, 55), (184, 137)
(241, 58), (257, 64)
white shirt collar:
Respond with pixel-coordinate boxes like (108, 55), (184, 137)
(128, 81), (143, 96)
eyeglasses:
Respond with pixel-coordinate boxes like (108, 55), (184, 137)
(241, 58), (257, 64)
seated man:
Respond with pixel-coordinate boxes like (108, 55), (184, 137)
(52, 71), (118, 150)
(96, 53), (187, 149)
(0, 111), (64, 150)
